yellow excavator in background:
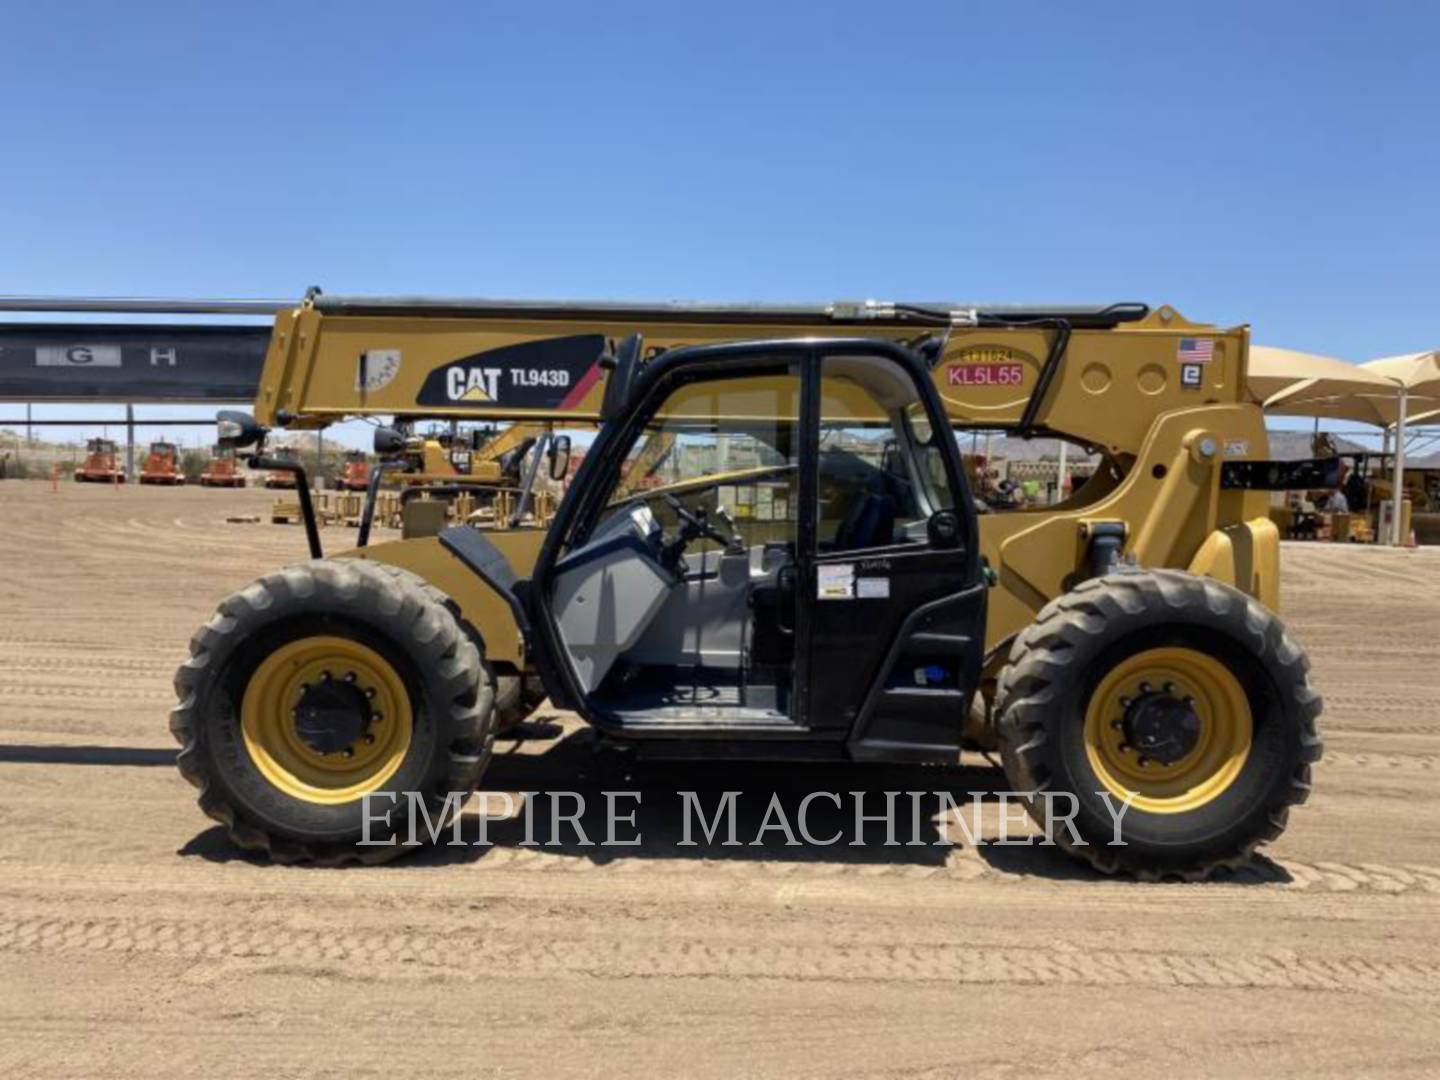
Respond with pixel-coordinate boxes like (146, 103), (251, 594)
(402, 420), (551, 486)
(173, 292), (1328, 878)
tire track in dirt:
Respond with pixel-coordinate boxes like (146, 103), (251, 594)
(2, 911), (1436, 996)
(0, 657), (172, 678)
(432, 849), (1440, 896)
(1320, 692), (1439, 713)
(1319, 750), (1439, 773)
(0, 683), (171, 703)
(4, 845), (1437, 897)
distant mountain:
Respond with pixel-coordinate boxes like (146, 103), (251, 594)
(1264, 431), (1370, 460)
(956, 435), (1094, 463)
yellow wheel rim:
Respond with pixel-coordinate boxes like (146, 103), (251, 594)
(241, 635), (412, 805)
(1083, 647), (1252, 814)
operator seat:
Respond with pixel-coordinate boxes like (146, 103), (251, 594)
(833, 493), (895, 551)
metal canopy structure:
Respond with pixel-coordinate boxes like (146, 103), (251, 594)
(0, 322), (270, 403)
(0, 295), (282, 404)
(1251, 344), (1440, 545)
(1362, 351), (1440, 422)
(1361, 351), (1440, 544)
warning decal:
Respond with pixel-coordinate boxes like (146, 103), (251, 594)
(817, 563), (855, 600)
(941, 345), (1034, 389)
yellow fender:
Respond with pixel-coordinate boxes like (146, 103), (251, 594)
(1187, 517), (1281, 613)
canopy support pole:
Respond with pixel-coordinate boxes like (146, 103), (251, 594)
(1390, 389), (1408, 546)
(1056, 440), (1069, 504)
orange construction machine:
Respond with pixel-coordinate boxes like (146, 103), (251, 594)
(199, 444), (247, 487)
(74, 437), (124, 483)
(139, 440), (185, 485)
(263, 446), (300, 489)
(335, 449), (370, 491)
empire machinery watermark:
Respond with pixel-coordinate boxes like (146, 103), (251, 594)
(358, 789), (1136, 849)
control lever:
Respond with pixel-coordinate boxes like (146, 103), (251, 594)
(712, 504), (745, 554)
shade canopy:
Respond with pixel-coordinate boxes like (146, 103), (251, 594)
(1249, 345), (1439, 547)
(1361, 351), (1440, 416)
(1249, 345), (1401, 426)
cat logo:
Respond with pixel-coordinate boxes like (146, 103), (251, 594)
(416, 334), (605, 410)
(447, 367), (502, 401)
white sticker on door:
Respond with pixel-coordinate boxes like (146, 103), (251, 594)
(856, 577), (890, 599)
(817, 563), (854, 600)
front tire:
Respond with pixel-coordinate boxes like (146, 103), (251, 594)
(171, 558), (496, 864)
(995, 570), (1322, 880)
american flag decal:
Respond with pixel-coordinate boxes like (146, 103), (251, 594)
(1177, 337), (1214, 363)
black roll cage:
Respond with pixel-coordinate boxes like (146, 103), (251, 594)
(525, 336), (979, 717)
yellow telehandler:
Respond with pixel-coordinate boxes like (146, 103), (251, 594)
(172, 294), (1326, 878)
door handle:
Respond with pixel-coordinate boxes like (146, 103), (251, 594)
(775, 565), (796, 636)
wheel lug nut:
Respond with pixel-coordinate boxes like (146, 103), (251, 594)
(343, 748), (355, 758)
(1111, 718), (1124, 730)
(364, 734), (376, 745)
(1163, 681), (1175, 694)
(1119, 696), (1132, 709)
(345, 671), (357, 683)
(1118, 742), (1131, 753)
(1137, 755), (1150, 767)
(1139, 682), (1152, 694)
(321, 670), (332, 682)
(365, 688), (376, 699)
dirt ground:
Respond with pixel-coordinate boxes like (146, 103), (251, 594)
(2, 482), (1439, 1078)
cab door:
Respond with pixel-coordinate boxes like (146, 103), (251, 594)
(797, 345), (987, 761)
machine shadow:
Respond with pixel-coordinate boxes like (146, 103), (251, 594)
(178, 725), (1291, 884)
(0, 744), (177, 767)
(416, 728), (1016, 871)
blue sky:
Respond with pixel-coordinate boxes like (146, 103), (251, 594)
(2, 1), (1436, 445)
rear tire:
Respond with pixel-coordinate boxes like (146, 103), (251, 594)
(994, 569), (1322, 880)
(171, 558), (496, 864)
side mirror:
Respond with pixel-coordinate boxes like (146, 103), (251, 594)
(373, 425), (406, 456)
(549, 434), (572, 481)
(216, 410), (265, 450)
(927, 509), (963, 549)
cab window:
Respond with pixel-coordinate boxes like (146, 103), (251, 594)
(603, 369), (800, 550)
(817, 356), (953, 553)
